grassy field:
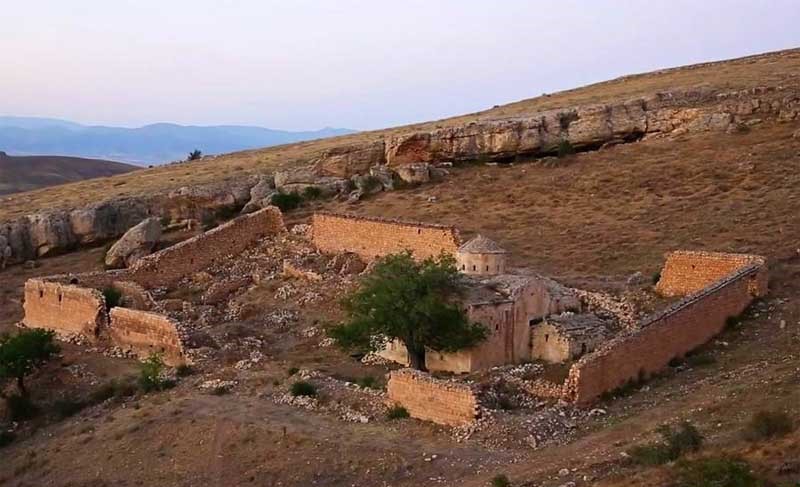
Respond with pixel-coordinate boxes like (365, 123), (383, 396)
(1, 47), (799, 221)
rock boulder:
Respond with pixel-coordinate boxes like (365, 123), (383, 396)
(105, 217), (162, 269)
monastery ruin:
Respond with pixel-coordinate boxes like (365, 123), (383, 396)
(16, 206), (768, 427)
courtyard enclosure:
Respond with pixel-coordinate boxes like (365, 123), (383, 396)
(23, 279), (107, 340)
(386, 369), (479, 426)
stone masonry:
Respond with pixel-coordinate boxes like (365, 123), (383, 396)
(386, 369), (479, 426)
(108, 308), (187, 366)
(656, 250), (767, 297)
(23, 279), (107, 341)
(311, 212), (461, 262)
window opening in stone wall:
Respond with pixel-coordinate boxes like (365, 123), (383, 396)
(486, 266), (489, 271)
(472, 265), (476, 271)
(58, 293), (63, 303)
(545, 334), (549, 342)
(581, 343), (587, 355)
(39, 290), (44, 298)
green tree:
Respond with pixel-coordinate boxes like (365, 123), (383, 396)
(187, 149), (203, 161)
(329, 251), (487, 370)
(0, 329), (59, 396)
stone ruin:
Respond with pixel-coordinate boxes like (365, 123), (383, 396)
(14, 204), (769, 428)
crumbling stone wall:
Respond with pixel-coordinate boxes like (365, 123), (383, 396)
(656, 250), (767, 297)
(312, 212), (460, 262)
(108, 307), (186, 366)
(386, 369), (479, 426)
(565, 264), (764, 404)
(128, 206), (285, 288)
(23, 279), (107, 340)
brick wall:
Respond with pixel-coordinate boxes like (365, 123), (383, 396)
(386, 369), (479, 426)
(312, 212), (461, 262)
(108, 307), (186, 366)
(128, 206), (285, 288)
(656, 250), (766, 297)
(565, 264), (763, 404)
(23, 279), (106, 340)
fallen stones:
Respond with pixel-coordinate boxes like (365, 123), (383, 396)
(105, 217), (162, 268)
(395, 163), (432, 184)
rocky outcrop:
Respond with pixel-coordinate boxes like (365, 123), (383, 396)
(311, 140), (386, 177)
(0, 235), (10, 269)
(105, 217), (162, 268)
(275, 167), (350, 196)
(383, 86), (800, 165)
(241, 176), (277, 214)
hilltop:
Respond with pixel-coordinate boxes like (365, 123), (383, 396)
(0, 152), (137, 195)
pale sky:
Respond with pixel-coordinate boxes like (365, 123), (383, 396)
(3, 0), (799, 131)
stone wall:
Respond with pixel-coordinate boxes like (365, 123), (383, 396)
(386, 369), (479, 426)
(312, 212), (461, 262)
(128, 206), (285, 288)
(656, 250), (767, 297)
(22, 279), (107, 340)
(565, 264), (764, 404)
(108, 307), (186, 366)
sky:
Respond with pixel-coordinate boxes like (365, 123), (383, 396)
(3, 0), (800, 131)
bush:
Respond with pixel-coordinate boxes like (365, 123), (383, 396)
(386, 404), (410, 420)
(270, 192), (303, 212)
(138, 353), (167, 392)
(674, 457), (759, 487)
(290, 381), (316, 397)
(627, 422), (703, 465)
(743, 410), (794, 441)
(6, 394), (38, 421)
(287, 367), (300, 377)
(102, 287), (122, 308)
(491, 474), (511, 487)
(557, 139), (575, 158)
(91, 378), (137, 403)
(187, 149), (202, 161)
(175, 364), (193, 377)
(355, 376), (379, 389)
(686, 352), (716, 368)
(361, 176), (383, 193)
(652, 271), (662, 285)
(302, 186), (322, 200)
(0, 430), (15, 449)
(53, 397), (86, 419)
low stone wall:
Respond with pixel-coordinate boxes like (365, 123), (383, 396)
(22, 279), (107, 340)
(108, 307), (186, 366)
(565, 264), (764, 404)
(656, 250), (767, 297)
(312, 212), (461, 262)
(128, 206), (285, 288)
(386, 369), (479, 426)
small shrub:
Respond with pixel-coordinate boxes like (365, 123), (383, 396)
(211, 386), (229, 396)
(175, 364), (193, 377)
(302, 186), (323, 200)
(491, 474), (511, 487)
(290, 381), (316, 397)
(734, 123), (751, 133)
(674, 457), (759, 487)
(53, 397), (86, 419)
(386, 404), (410, 420)
(6, 394), (38, 421)
(91, 378), (137, 403)
(138, 353), (166, 392)
(270, 192), (303, 212)
(557, 139), (575, 158)
(686, 353), (716, 368)
(652, 271), (662, 285)
(668, 356), (685, 367)
(497, 396), (516, 411)
(361, 176), (382, 193)
(102, 287), (122, 308)
(627, 422), (703, 465)
(725, 316), (741, 329)
(287, 367), (300, 377)
(355, 376), (379, 389)
(187, 149), (202, 161)
(743, 410), (794, 441)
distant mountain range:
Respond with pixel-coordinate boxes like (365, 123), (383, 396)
(0, 151), (138, 195)
(0, 116), (356, 165)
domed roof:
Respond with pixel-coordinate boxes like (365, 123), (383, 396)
(458, 234), (507, 254)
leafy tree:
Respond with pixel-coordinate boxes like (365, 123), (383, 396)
(329, 252), (487, 370)
(187, 149), (203, 161)
(0, 329), (59, 396)
(138, 353), (166, 392)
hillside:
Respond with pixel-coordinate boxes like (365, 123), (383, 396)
(0, 152), (138, 195)
(1, 48), (799, 221)
(1, 48), (800, 487)
(0, 117), (355, 165)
